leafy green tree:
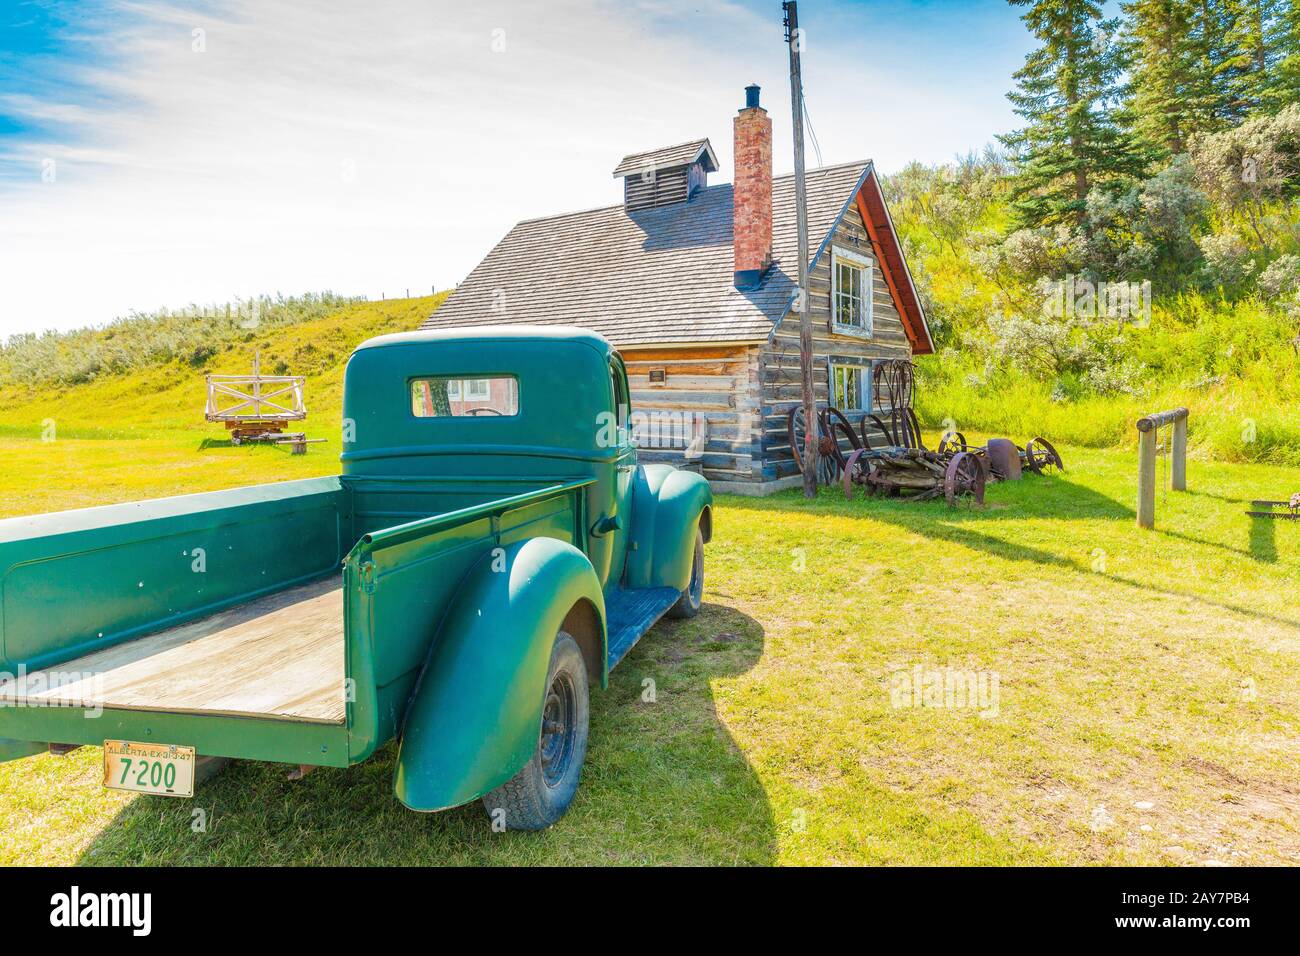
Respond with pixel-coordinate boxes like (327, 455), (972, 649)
(1001, 0), (1146, 227)
(1188, 103), (1300, 254)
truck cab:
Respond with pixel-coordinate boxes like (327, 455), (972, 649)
(0, 326), (712, 829)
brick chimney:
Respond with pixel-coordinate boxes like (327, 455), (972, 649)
(733, 84), (772, 290)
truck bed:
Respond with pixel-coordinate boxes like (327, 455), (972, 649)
(0, 576), (345, 725)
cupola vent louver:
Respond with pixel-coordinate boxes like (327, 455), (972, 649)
(612, 139), (719, 212)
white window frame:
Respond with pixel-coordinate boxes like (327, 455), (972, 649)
(829, 361), (869, 412)
(830, 245), (874, 338)
(446, 379), (462, 401)
(463, 378), (491, 400)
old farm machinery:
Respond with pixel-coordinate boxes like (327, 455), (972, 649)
(788, 359), (1064, 506)
(204, 352), (324, 454)
(1247, 494), (1300, 520)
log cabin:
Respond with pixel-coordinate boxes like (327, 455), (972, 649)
(421, 85), (933, 495)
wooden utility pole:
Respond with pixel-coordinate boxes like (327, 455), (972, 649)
(784, 0), (817, 498)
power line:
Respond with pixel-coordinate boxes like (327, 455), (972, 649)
(801, 92), (824, 169)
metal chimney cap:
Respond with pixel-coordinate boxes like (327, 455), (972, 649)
(744, 84), (761, 109)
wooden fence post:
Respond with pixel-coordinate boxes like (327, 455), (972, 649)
(1137, 427), (1157, 529)
(1171, 416), (1187, 492)
(1135, 406), (1189, 529)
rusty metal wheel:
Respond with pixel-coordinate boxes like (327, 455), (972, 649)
(986, 437), (1022, 481)
(904, 409), (927, 451)
(819, 407), (860, 476)
(816, 432), (841, 483)
(937, 431), (968, 455)
(1023, 436), (1064, 474)
(860, 413), (895, 450)
(787, 405), (810, 474)
(944, 451), (986, 507)
(841, 447), (870, 500)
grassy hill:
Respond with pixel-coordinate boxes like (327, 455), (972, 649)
(885, 144), (1300, 466)
(0, 294), (444, 515)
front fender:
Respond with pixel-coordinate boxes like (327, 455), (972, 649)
(625, 464), (713, 592)
(393, 537), (606, 812)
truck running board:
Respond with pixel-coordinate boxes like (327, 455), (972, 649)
(604, 586), (681, 670)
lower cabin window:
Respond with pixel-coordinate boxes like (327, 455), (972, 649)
(830, 363), (868, 412)
(411, 376), (519, 417)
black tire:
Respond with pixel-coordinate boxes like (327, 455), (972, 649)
(481, 632), (589, 831)
(667, 527), (704, 619)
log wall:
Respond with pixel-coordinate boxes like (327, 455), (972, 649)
(759, 187), (914, 482)
(621, 345), (763, 484)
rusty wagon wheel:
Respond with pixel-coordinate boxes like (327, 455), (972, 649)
(841, 447), (872, 500)
(787, 405), (810, 474)
(819, 407), (861, 474)
(904, 408), (927, 451)
(937, 431), (968, 455)
(944, 451), (986, 507)
(1023, 436), (1064, 474)
(859, 413), (896, 450)
(815, 433), (840, 484)
(788, 406), (833, 482)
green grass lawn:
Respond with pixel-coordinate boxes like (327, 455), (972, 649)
(1, 301), (1297, 864)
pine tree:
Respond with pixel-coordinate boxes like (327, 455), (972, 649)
(1185, 0), (1239, 128)
(1000, 0), (1146, 227)
(1273, 0), (1300, 108)
(1223, 0), (1289, 117)
(1124, 0), (1201, 155)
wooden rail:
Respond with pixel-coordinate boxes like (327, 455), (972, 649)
(1136, 407), (1188, 529)
(205, 374), (305, 422)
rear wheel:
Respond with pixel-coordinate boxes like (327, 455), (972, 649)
(481, 632), (589, 831)
(667, 527), (704, 619)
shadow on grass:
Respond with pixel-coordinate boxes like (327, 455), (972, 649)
(1160, 526), (1270, 562)
(729, 472), (1300, 631)
(1248, 515), (1278, 563)
(76, 603), (774, 865)
(1183, 488), (1248, 505)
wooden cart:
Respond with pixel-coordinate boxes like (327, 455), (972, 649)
(204, 354), (319, 453)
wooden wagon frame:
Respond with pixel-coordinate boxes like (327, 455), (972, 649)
(204, 356), (318, 451)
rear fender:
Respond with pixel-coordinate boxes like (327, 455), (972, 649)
(393, 537), (606, 812)
(625, 465), (713, 592)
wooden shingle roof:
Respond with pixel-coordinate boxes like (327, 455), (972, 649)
(610, 139), (719, 178)
(423, 161), (904, 348)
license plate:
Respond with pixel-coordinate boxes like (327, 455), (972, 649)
(103, 740), (196, 797)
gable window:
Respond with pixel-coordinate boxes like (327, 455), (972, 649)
(830, 246), (873, 337)
(829, 362), (869, 412)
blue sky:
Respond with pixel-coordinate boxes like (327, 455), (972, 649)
(0, 0), (1036, 334)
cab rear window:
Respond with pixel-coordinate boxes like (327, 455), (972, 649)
(410, 376), (519, 418)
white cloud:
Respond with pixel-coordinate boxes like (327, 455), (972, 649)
(0, 0), (1025, 335)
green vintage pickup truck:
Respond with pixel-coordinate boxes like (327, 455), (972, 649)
(0, 327), (712, 829)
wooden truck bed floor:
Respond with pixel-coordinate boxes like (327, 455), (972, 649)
(0, 576), (346, 724)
